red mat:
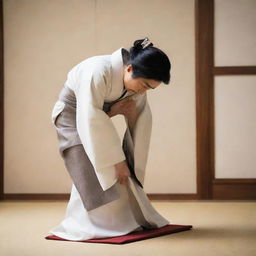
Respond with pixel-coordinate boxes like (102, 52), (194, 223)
(45, 224), (192, 244)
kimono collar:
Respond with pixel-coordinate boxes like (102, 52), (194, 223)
(110, 47), (126, 97)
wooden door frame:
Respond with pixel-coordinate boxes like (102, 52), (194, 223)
(0, 0), (3, 200)
(196, 0), (256, 200)
(195, 0), (215, 199)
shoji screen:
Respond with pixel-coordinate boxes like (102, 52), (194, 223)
(214, 0), (256, 179)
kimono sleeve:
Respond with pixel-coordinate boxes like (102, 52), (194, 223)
(73, 69), (126, 190)
(123, 93), (152, 186)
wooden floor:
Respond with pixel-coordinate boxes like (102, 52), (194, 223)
(0, 200), (255, 256)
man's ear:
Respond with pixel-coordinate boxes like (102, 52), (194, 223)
(127, 64), (133, 73)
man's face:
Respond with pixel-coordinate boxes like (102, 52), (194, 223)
(123, 64), (161, 94)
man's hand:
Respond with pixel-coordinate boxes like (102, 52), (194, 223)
(107, 97), (139, 132)
(107, 97), (137, 118)
(114, 160), (131, 186)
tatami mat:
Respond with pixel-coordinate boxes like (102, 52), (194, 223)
(0, 200), (255, 256)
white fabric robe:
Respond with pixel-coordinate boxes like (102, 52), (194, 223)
(51, 47), (152, 192)
(48, 47), (170, 240)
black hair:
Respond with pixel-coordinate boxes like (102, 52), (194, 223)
(122, 38), (171, 84)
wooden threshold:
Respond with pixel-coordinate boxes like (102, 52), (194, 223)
(3, 193), (198, 201)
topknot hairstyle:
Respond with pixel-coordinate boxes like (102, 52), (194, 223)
(122, 37), (171, 84)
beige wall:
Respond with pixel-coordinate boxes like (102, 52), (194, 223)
(3, 0), (196, 194)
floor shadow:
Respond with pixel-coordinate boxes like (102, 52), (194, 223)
(161, 225), (256, 240)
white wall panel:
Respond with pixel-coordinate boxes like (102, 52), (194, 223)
(215, 0), (256, 66)
(214, 76), (256, 178)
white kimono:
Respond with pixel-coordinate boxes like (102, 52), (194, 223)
(48, 47), (170, 240)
